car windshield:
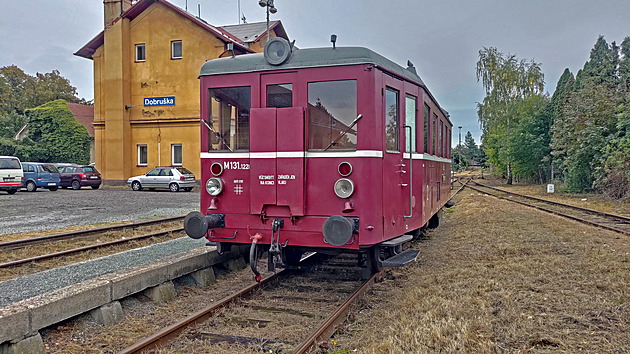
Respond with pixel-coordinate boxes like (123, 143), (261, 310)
(0, 158), (21, 169)
(41, 164), (59, 173)
(176, 167), (192, 175)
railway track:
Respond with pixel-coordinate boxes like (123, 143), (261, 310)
(0, 215), (184, 250)
(0, 216), (186, 274)
(467, 180), (630, 236)
(120, 254), (382, 353)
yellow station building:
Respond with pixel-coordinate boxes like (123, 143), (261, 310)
(75, 0), (288, 183)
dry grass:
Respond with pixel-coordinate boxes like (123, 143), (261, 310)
(476, 175), (630, 216)
(334, 191), (630, 352)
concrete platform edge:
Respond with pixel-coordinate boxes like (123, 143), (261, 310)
(0, 245), (243, 344)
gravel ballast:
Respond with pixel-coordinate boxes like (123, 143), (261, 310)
(0, 237), (208, 307)
(0, 188), (199, 236)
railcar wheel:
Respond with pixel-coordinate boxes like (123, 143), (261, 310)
(26, 181), (37, 192)
(71, 180), (81, 190)
(169, 183), (179, 192)
(367, 245), (386, 273)
(132, 181), (142, 191)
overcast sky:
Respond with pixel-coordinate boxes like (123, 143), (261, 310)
(1, 0), (630, 146)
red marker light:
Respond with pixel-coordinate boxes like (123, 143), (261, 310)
(338, 162), (352, 176)
(211, 162), (223, 176)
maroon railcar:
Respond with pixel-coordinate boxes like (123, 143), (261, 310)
(184, 38), (452, 278)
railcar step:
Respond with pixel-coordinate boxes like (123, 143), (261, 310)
(381, 234), (413, 247)
(382, 249), (420, 267)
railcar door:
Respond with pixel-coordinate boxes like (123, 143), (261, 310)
(249, 73), (305, 217)
(382, 77), (412, 238)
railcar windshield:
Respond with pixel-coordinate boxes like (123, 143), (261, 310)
(307, 80), (357, 151)
(208, 86), (251, 151)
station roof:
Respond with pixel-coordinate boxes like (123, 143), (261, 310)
(74, 0), (256, 59)
(219, 21), (287, 44)
(199, 46), (425, 86)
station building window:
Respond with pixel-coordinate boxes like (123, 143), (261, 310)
(307, 80), (357, 151)
(171, 40), (182, 59)
(137, 144), (147, 166)
(385, 87), (399, 152)
(172, 144), (182, 165)
(208, 86), (251, 151)
(135, 44), (146, 62)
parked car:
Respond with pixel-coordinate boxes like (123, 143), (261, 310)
(21, 162), (61, 192)
(127, 166), (195, 192)
(56, 164), (102, 190)
(0, 156), (23, 195)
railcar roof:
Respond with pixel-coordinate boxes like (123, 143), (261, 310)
(199, 46), (425, 86)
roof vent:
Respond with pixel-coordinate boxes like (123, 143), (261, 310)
(406, 60), (417, 75)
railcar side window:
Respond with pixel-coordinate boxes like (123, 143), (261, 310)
(405, 95), (417, 153)
(423, 104), (430, 153)
(267, 84), (293, 108)
(385, 87), (399, 152)
(432, 113), (438, 155)
(208, 86), (251, 151)
(307, 80), (357, 151)
(438, 121), (444, 157)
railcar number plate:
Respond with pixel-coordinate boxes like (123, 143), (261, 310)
(223, 161), (250, 170)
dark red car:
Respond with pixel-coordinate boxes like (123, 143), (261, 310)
(56, 164), (102, 190)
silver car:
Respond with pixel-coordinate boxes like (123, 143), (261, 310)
(127, 166), (196, 192)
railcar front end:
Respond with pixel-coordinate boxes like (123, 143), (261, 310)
(184, 38), (452, 278)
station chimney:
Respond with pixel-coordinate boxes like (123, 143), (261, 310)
(104, 0), (133, 28)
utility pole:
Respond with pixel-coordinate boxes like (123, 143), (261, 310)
(458, 126), (462, 171)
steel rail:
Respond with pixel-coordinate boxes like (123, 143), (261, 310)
(466, 184), (630, 236)
(118, 269), (286, 354)
(0, 215), (185, 251)
(293, 269), (384, 354)
(0, 227), (184, 269)
(470, 180), (630, 222)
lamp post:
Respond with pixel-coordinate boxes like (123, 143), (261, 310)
(259, 0), (277, 43)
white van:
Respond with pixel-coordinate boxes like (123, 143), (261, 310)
(0, 156), (23, 194)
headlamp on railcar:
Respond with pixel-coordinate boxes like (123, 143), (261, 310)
(206, 177), (223, 196)
(334, 178), (354, 198)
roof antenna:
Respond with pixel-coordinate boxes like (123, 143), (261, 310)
(198, 4), (201, 18)
(331, 34), (337, 49)
(185, 0), (187, 12)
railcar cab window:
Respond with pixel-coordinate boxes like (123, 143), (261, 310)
(307, 80), (357, 151)
(267, 84), (293, 108)
(424, 103), (430, 153)
(208, 86), (251, 151)
(385, 87), (399, 152)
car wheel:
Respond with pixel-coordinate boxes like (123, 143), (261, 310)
(169, 183), (180, 192)
(7, 188), (17, 195)
(91, 185), (100, 190)
(71, 180), (81, 190)
(26, 181), (37, 192)
(49, 186), (59, 191)
(132, 181), (142, 191)
(184, 187), (193, 192)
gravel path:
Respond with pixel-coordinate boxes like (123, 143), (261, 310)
(0, 187), (200, 236)
(0, 237), (209, 307)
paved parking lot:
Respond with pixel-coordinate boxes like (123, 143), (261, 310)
(0, 187), (200, 236)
